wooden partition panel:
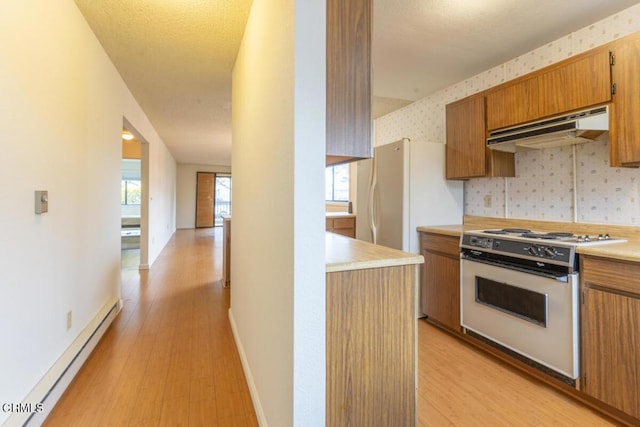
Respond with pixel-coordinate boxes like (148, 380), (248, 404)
(326, 264), (416, 426)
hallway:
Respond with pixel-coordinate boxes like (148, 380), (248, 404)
(45, 228), (257, 426)
(43, 227), (614, 426)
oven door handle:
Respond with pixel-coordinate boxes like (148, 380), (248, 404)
(461, 254), (569, 282)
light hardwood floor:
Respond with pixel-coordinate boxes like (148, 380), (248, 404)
(44, 228), (257, 426)
(45, 228), (613, 426)
(418, 321), (614, 426)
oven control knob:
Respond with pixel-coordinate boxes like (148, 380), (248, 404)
(544, 247), (557, 258)
(528, 246), (539, 256)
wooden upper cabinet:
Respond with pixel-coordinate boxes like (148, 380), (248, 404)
(486, 77), (539, 131)
(486, 48), (611, 132)
(538, 48), (611, 119)
(610, 33), (640, 166)
(446, 94), (514, 180)
(446, 95), (486, 179)
(326, 0), (372, 165)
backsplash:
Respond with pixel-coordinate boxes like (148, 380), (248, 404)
(375, 3), (640, 225)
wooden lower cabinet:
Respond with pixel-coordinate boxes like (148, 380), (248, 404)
(326, 264), (416, 426)
(419, 232), (460, 332)
(581, 255), (640, 422)
(326, 216), (356, 238)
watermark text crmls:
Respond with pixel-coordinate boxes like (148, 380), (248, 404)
(1, 403), (44, 413)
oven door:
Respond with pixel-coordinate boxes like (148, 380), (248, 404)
(461, 258), (579, 379)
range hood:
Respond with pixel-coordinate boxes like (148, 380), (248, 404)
(487, 106), (609, 152)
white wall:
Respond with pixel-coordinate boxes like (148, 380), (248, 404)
(176, 163), (232, 229)
(376, 4), (640, 225)
(0, 1), (176, 423)
(230, 0), (326, 425)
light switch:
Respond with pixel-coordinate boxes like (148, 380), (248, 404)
(35, 190), (48, 214)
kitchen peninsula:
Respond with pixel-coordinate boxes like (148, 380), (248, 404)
(325, 232), (423, 426)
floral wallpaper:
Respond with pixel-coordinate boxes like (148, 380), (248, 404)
(576, 140), (640, 224)
(375, 3), (640, 225)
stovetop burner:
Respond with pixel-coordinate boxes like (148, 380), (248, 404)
(521, 232), (558, 240)
(502, 228), (531, 234)
(547, 232), (574, 238)
(483, 228), (532, 234)
(461, 228), (626, 267)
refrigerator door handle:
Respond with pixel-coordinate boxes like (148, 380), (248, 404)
(369, 154), (378, 244)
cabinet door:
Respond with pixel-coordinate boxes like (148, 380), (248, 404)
(486, 77), (539, 131)
(326, 0), (372, 164)
(610, 35), (640, 166)
(582, 288), (640, 418)
(538, 49), (611, 118)
(333, 217), (355, 238)
(421, 249), (460, 332)
(446, 95), (486, 179)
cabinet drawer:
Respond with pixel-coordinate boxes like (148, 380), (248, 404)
(420, 233), (459, 257)
(582, 256), (640, 296)
(326, 218), (334, 230)
(333, 217), (355, 229)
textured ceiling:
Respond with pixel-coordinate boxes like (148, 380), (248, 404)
(74, 0), (252, 166)
(75, 0), (639, 166)
(373, 0), (640, 101)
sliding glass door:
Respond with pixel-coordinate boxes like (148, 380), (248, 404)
(214, 174), (232, 226)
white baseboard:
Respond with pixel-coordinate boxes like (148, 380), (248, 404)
(228, 308), (267, 427)
(2, 298), (121, 427)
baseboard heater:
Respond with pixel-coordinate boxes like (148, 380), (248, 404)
(6, 300), (120, 427)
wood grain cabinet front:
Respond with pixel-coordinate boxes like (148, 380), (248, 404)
(537, 48), (611, 119)
(486, 77), (539, 131)
(326, 0), (372, 165)
(326, 216), (356, 238)
(419, 232), (461, 333)
(486, 47), (611, 132)
(610, 33), (640, 167)
(446, 94), (515, 180)
(327, 264), (416, 426)
(580, 255), (640, 423)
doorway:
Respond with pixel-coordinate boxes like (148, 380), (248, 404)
(121, 119), (149, 270)
(195, 172), (232, 228)
(121, 128), (141, 268)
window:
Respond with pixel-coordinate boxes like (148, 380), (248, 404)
(325, 164), (350, 201)
(121, 158), (141, 205)
(214, 174), (232, 227)
(121, 180), (141, 205)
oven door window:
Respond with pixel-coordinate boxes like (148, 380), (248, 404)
(475, 277), (548, 327)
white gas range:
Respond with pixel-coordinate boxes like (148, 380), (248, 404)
(459, 227), (625, 384)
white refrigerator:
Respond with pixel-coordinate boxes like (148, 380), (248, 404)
(355, 138), (464, 314)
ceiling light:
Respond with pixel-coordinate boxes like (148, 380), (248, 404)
(122, 130), (134, 140)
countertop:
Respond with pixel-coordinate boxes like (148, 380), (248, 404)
(326, 212), (356, 218)
(577, 241), (640, 263)
(417, 219), (640, 263)
(417, 224), (465, 237)
(326, 232), (423, 273)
